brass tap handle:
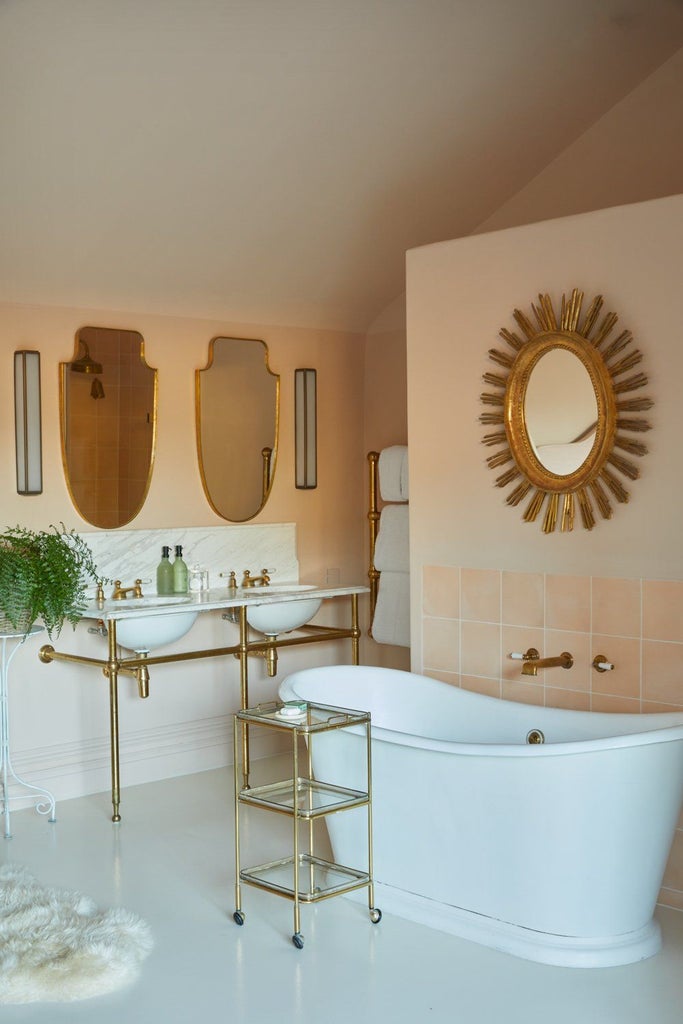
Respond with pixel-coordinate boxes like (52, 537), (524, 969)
(219, 571), (238, 591)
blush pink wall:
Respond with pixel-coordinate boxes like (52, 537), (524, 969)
(0, 302), (366, 587)
(476, 48), (683, 235)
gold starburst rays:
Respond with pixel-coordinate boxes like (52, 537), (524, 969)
(480, 289), (652, 533)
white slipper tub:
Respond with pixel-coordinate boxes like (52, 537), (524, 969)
(279, 665), (683, 967)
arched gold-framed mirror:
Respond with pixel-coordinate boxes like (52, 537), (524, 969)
(480, 289), (653, 532)
(60, 326), (157, 529)
(196, 336), (279, 522)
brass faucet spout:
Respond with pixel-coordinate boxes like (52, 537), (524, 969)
(112, 579), (144, 600)
(242, 569), (272, 588)
(521, 649), (573, 677)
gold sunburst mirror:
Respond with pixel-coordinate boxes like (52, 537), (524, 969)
(480, 289), (653, 532)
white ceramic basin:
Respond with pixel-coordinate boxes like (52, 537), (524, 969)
(104, 596), (199, 651)
(245, 585), (322, 636)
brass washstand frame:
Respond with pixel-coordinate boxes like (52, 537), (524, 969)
(39, 594), (362, 822)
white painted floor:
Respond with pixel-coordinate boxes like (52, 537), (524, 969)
(1, 762), (682, 1023)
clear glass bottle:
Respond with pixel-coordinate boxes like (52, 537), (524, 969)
(156, 546), (174, 595)
(173, 544), (188, 594)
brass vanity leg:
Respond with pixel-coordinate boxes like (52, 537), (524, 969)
(107, 622), (122, 823)
(351, 593), (360, 666)
(238, 606), (251, 789)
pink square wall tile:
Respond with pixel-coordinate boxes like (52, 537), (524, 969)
(424, 669), (460, 687)
(422, 617), (459, 674)
(501, 679), (544, 706)
(662, 830), (683, 891)
(502, 572), (544, 628)
(642, 641), (683, 706)
(422, 565), (459, 619)
(460, 675), (501, 698)
(501, 626), (545, 682)
(545, 688), (590, 711)
(592, 577), (641, 638)
(546, 574), (590, 632)
(590, 635), (641, 699)
(643, 580), (683, 642)
(460, 620), (501, 679)
(460, 568), (500, 623)
(659, 887), (683, 911)
(545, 630), (591, 691)
(591, 693), (641, 714)
(643, 700), (683, 714)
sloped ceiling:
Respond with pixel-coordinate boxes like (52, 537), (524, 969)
(1, 0), (682, 332)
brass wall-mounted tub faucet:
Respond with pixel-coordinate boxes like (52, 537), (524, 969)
(519, 647), (574, 677)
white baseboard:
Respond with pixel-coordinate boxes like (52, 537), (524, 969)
(6, 715), (286, 806)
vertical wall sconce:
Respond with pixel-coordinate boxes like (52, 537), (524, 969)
(14, 350), (43, 495)
(295, 368), (317, 489)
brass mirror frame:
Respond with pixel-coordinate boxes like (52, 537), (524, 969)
(480, 289), (653, 532)
(195, 336), (280, 523)
(60, 327), (158, 529)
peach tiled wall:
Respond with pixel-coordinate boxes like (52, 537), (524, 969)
(421, 565), (683, 911)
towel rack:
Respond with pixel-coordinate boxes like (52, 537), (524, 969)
(367, 451), (380, 636)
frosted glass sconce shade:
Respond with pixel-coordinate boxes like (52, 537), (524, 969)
(295, 368), (317, 489)
(14, 350), (42, 495)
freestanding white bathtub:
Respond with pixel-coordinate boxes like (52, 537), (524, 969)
(279, 665), (683, 968)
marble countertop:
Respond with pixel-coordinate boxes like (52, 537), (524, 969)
(83, 583), (369, 621)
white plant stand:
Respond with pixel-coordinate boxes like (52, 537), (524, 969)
(0, 626), (56, 838)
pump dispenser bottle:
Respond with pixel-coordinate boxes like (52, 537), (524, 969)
(173, 545), (188, 594)
(157, 546), (174, 595)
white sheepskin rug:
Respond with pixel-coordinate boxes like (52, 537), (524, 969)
(0, 863), (153, 1004)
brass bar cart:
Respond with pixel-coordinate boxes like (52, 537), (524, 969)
(233, 699), (381, 949)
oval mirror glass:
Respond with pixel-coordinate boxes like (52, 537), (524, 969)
(196, 337), (279, 522)
(60, 327), (157, 529)
(525, 349), (598, 476)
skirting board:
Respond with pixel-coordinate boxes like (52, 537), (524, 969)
(5, 716), (286, 806)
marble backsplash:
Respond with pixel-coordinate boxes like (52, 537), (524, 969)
(83, 523), (299, 596)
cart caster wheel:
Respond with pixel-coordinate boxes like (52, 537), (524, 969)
(370, 908), (382, 924)
(292, 932), (304, 949)
(233, 910), (245, 926)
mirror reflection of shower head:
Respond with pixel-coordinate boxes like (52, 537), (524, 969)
(70, 340), (103, 375)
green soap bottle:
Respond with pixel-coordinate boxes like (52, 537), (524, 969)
(173, 545), (188, 594)
(157, 546), (174, 595)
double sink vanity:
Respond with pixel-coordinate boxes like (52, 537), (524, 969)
(36, 525), (368, 824)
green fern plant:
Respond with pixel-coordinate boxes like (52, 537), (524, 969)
(0, 524), (101, 639)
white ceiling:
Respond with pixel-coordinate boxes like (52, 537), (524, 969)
(1, 0), (682, 332)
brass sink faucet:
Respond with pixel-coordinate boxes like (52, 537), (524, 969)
(241, 569), (272, 588)
(112, 579), (144, 600)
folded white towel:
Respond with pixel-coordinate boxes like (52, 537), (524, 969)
(378, 446), (408, 502)
(372, 570), (410, 647)
(399, 450), (409, 501)
(374, 505), (409, 573)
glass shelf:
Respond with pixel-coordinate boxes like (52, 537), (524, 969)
(236, 700), (369, 733)
(239, 777), (368, 818)
(240, 854), (370, 903)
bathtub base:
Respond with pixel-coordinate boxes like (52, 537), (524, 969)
(352, 883), (662, 968)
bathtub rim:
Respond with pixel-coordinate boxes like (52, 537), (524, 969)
(279, 667), (683, 758)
